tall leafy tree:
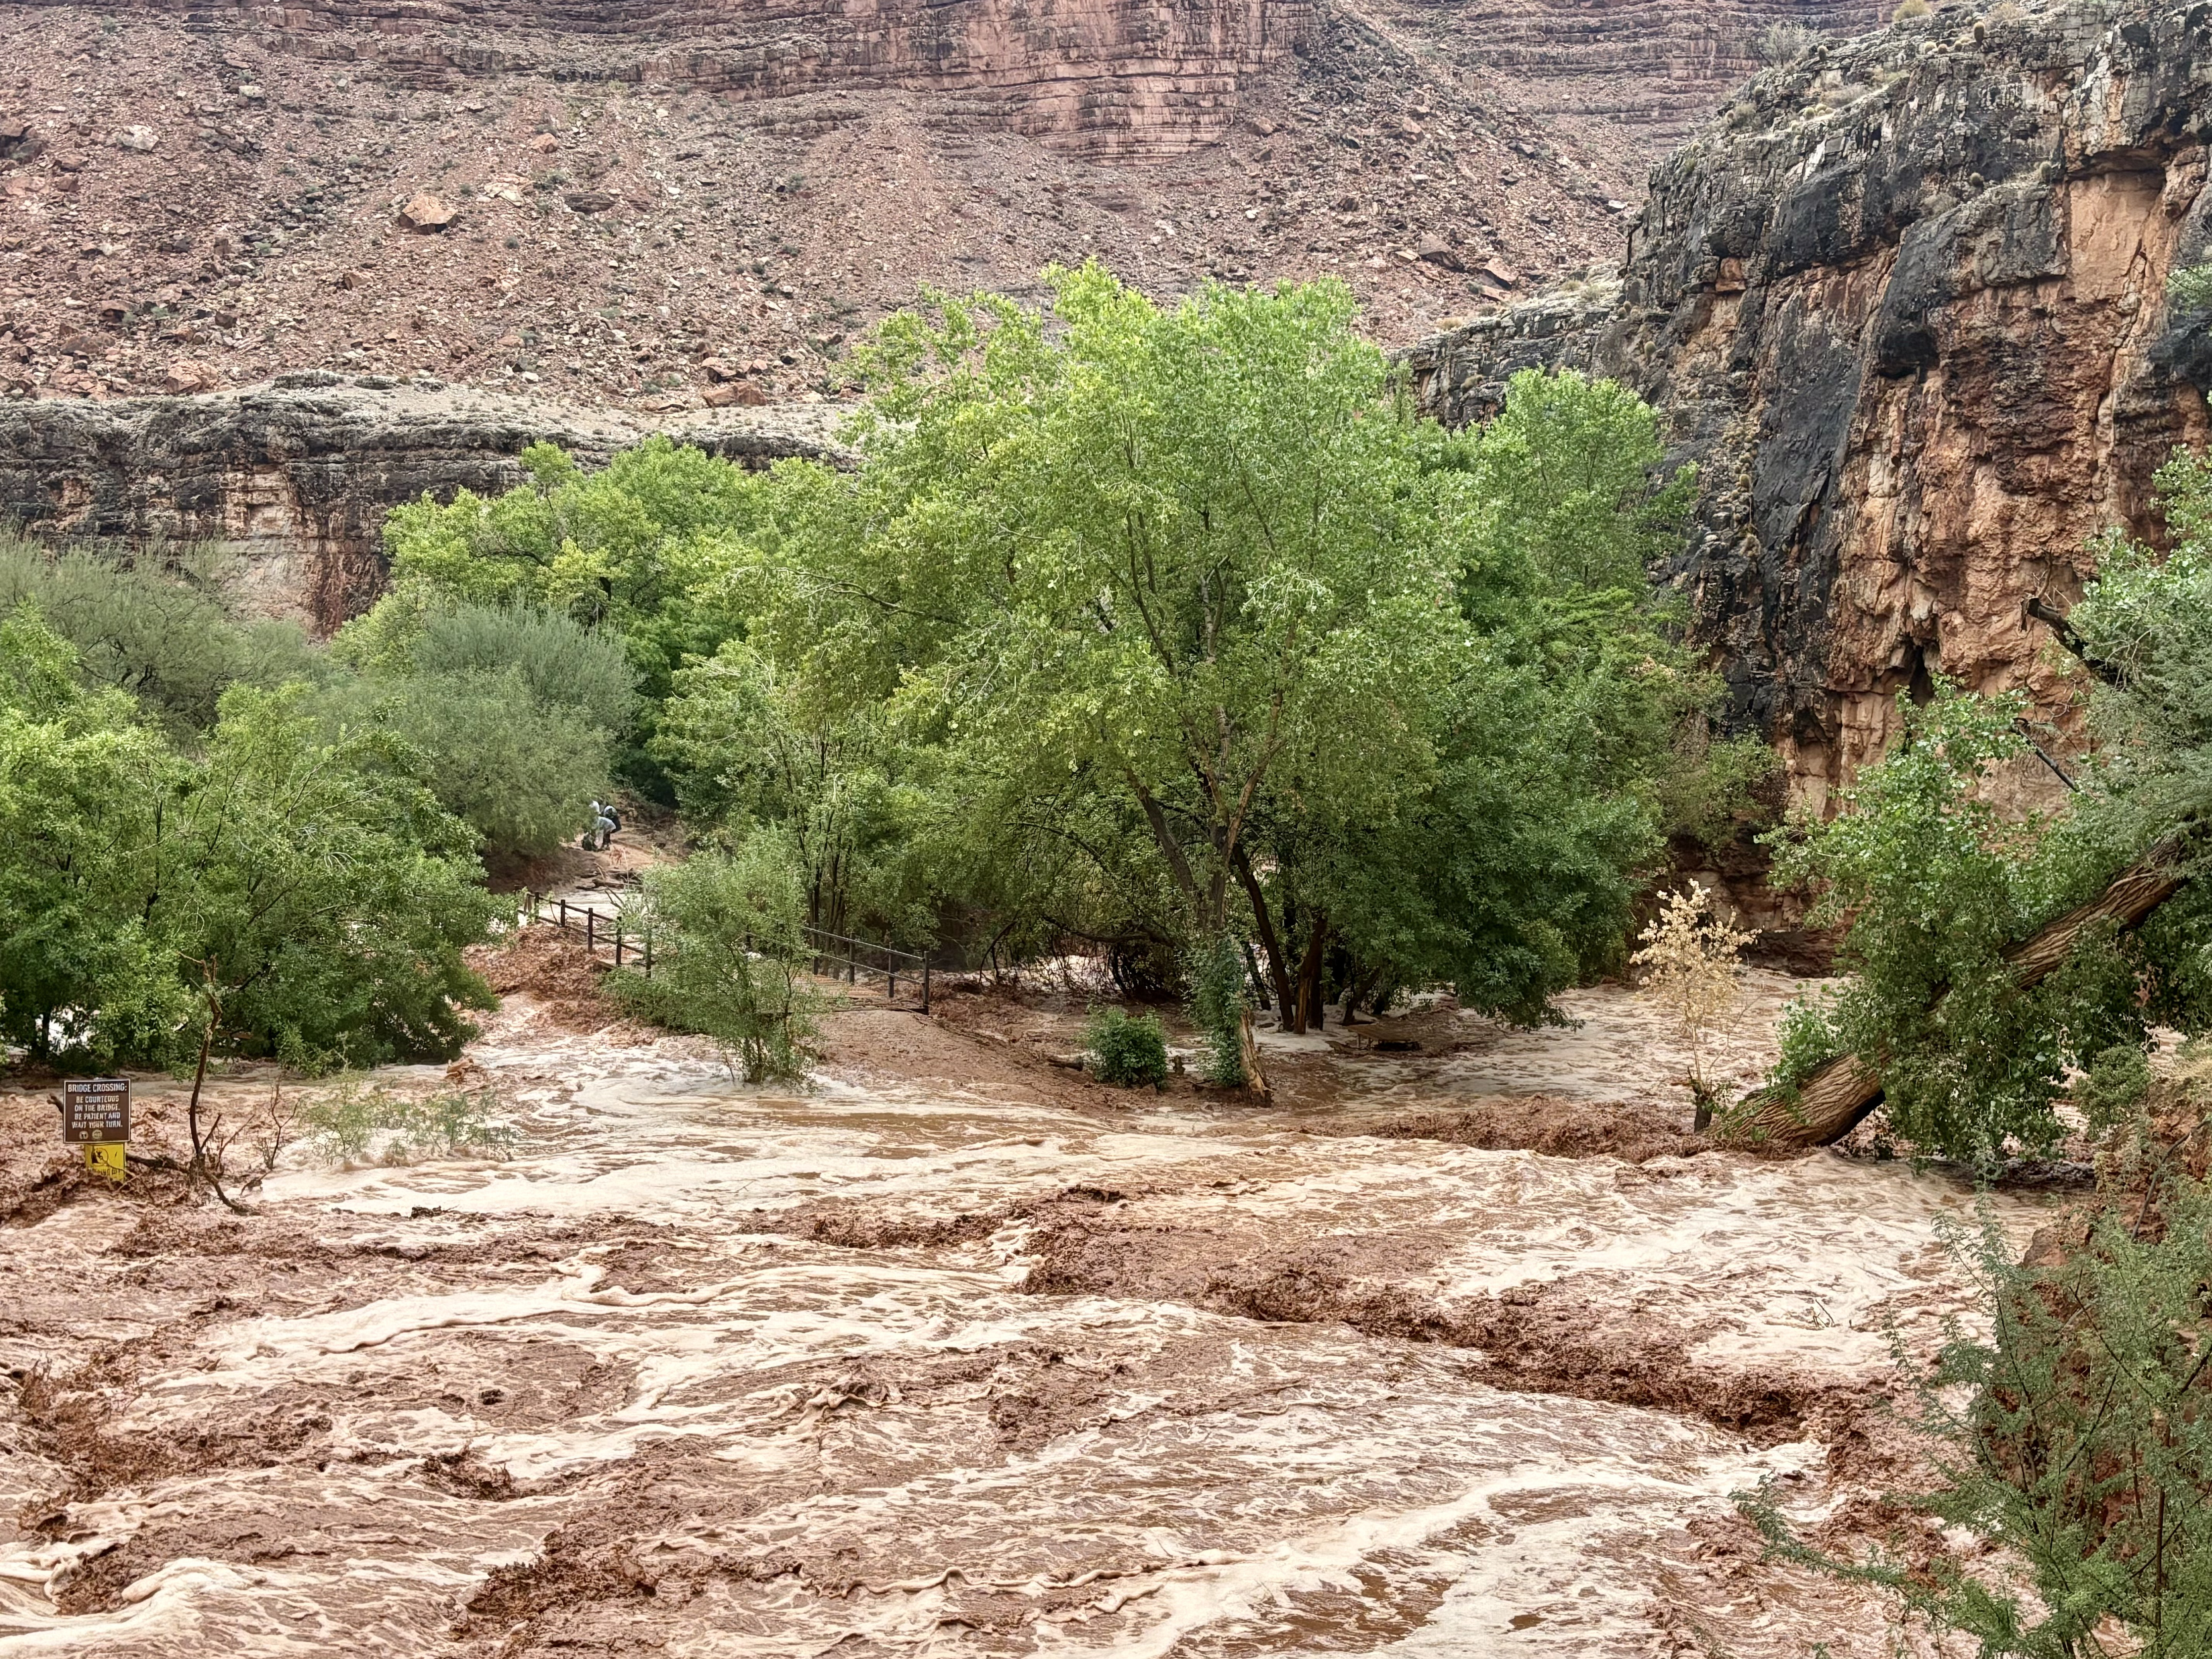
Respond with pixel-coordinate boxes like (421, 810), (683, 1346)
(730, 273), (1731, 1023)
(381, 438), (763, 705)
(751, 264), (1467, 948)
(363, 269), (1746, 1029)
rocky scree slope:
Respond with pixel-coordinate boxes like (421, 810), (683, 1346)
(1406, 0), (2212, 812)
(0, 0), (1694, 414)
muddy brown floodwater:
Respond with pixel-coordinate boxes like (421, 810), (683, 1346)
(1, 975), (2050, 1657)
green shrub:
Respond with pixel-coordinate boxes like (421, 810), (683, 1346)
(0, 534), (316, 732)
(406, 602), (639, 735)
(1743, 1142), (2212, 1654)
(1086, 1008), (1168, 1088)
(1184, 933), (1248, 1086)
(1761, 688), (2146, 1164)
(298, 1078), (516, 1164)
(2074, 1041), (2152, 1129)
(606, 832), (820, 1082)
(0, 611), (498, 1071)
(1755, 19), (1819, 63)
(2171, 263), (2212, 314)
(323, 599), (639, 860)
(343, 666), (613, 861)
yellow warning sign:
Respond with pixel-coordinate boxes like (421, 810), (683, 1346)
(85, 1142), (126, 1182)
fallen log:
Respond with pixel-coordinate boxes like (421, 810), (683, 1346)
(1721, 841), (2190, 1150)
(1239, 1007), (1271, 1099)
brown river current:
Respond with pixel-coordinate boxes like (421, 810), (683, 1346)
(0, 974), (2052, 1657)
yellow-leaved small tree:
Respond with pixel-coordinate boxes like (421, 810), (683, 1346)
(1633, 881), (1754, 1130)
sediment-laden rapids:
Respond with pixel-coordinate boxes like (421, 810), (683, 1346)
(0, 974), (2051, 1656)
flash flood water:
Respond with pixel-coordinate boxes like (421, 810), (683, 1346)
(0, 976), (2054, 1657)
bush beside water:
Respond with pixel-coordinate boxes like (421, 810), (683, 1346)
(1086, 1009), (1169, 1088)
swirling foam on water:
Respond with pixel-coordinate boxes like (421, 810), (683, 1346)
(1, 998), (2051, 1656)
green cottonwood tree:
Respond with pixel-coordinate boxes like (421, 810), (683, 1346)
(380, 437), (764, 704)
(752, 264), (1469, 943)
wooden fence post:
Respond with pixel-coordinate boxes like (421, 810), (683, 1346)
(586, 908), (596, 954)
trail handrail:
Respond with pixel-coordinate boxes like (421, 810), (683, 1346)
(515, 892), (927, 1009)
(800, 922), (929, 1012)
(520, 890), (652, 975)
(801, 924), (925, 967)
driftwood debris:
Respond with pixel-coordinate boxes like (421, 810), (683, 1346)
(1239, 1007), (1271, 1099)
(1722, 843), (2189, 1150)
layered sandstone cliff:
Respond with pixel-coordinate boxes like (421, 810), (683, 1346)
(0, 377), (842, 630)
(1407, 0), (2212, 813)
(1395, 0), (1881, 145)
(52, 0), (1314, 165)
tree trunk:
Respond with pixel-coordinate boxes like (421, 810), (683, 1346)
(1238, 1006), (1270, 1098)
(1240, 939), (1271, 1011)
(1132, 781), (1202, 911)
(185, 1018), (214, 1184)
(184, 992), (249, 1214)
(1342, 962), (1381, 1024)
(1721, 843), (2189, 1150)
(1231, 843), (1297, 1018)
(1294, 910), (1328, 1034)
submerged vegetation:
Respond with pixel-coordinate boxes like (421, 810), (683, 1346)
(1731, 429), (2212, 1654)
(605, 833), (822, 1082)
(1746, 1073), (2212, 1655)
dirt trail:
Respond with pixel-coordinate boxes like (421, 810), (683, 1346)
(0, 978), (2041, 1656)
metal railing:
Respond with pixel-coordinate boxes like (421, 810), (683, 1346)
(801, 924), (930, 1013)
(514, 893), (927, 1009)
(520, 891), (654, 974)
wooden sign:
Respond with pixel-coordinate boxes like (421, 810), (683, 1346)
(62, 1078), (129, 1181)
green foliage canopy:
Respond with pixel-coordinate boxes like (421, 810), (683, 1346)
(381, 438), (762, 705)
(1764, 689), (2146, 1162)
(370, 267), (1755, 1032)
(1761, 438), (2212, 1161)
(731, 268), (1735, 1022)
(0, 606), (498, 1070)
(0, 534), (317, 734)
(327, 599), (639, 862)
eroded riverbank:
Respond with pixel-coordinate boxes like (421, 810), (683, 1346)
(0, 978), (2047, 1656)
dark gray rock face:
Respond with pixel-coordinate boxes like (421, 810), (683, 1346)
(0, 378), (845, 630)
(1403, 0), (2212, 811)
